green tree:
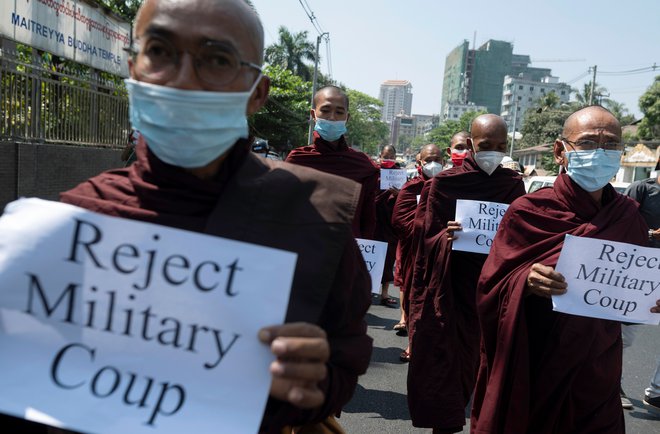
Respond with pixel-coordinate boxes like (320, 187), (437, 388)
(603, 99), (636, 125)
(99, 0), (142, 21)
(249, 64), (311, 151)
(427, 110), (486, 148)
(345, 89), (389, 156)
(265, 27), (316, 82)
(638, 75), (660, 140)
(573, 81), (608, 106)
(518, 103), (575, 149)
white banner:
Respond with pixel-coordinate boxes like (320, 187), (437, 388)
(1, 0), (131, 76)
(554, 234), (660, 325)
(380, 169), (407, 190)
(0, 198), (297, 433)
(356, 238), (388, 294)
(452, 199), (509, 254)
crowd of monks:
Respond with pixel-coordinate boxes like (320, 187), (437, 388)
(283, 85), (660, 434)
(4, 1), (658, 433)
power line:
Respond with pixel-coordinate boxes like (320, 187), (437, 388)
(598, 63), (657, 75)
(566, 71), (590, 85)
(297, 0), (325, 36)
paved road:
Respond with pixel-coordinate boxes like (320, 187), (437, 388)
(340, 292), (660, 433)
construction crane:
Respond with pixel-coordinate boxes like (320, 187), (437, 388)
(531, 58), (586, 63)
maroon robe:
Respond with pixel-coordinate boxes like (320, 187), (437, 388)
(407, 155), (525, 430)
(374, 163), (402, 284)
(55, 138), (373, 434)
(286, 132), (379, 239)
(392, 175), (427, 307)
(471, 173), (648, 434)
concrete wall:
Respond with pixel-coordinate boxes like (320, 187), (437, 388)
(0, 141), (124, 211)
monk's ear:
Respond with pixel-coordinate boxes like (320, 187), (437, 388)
(310, 109), (317, 121)
(247, 75), (270, 116)
(553, 139), (566, 166)
(467, 138), (475, 152)
(446, 147), (451, 157)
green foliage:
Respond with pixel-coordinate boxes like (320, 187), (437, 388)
(249, 64), (311, 151)
(98, 0), (142, 21)
(427, 110), (485, 149)
(638, 75), (660, 140)
(345, 89), (389, 156)
(519, 101), (575, 149)
(265, 27), (316, 82)
(573, 81), (608, 106)
(541, 153), (560, 175)
(603, 99), (636, 125)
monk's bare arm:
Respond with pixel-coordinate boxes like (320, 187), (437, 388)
(525, 263), (568, 298)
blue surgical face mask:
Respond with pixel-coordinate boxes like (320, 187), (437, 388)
(314, 118), (347, 142)
(563, 145), (622, 192)
(125, 76), (261, 168)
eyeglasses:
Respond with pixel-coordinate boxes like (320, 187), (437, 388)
(128, 36), (262, 87)
(562, 138), (624, 152)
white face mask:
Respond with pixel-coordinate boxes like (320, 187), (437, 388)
(422, 161), (443, 178)
(125, 76), (261, 168)
(474, 151), (505, 176)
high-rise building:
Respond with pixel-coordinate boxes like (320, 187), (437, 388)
(501, 75), (571, 133)
(442, 102), (488, 121)
(379, 80), (413, 124)
(440, 39), (556, 116)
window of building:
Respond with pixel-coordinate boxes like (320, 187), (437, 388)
(518, 96), (522, 101)
(540, 88), (545, 93)
(530, 86), (534, 91)
(528, 97), (532, 102)
(518, 85), (523, 90)
(561, 90), (566, 95)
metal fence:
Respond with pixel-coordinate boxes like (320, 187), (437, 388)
(0, 49), (129, 147)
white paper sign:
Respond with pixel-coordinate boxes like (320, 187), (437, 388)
(0, 198), (298, 433)
(380, 169), (407, 190)
(356, 238), (388, 294)
(452, 199), (509, 254)
(554, 234), (660, 325)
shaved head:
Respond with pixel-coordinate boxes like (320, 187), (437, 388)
(381, 145), (396, 160)
(420, 144), (442, 164)
(469, 114), (508, 153)
(450, 131), (470, 147)
(471, 114), (508, 141)
(562, 105), (621, 139)
(314, 86), (349, 110)
(134, 0), (265, 64)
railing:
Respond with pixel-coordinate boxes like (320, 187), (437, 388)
(0, 49), (129, 147)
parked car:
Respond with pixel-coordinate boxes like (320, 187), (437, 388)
(525, 176), (630, 194)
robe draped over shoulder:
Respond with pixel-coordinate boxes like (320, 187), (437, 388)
(407, 155), (525, 430)
(286, 132), (379, 239)
(471, 173), (648, 434)
(58, 138), (373, 433)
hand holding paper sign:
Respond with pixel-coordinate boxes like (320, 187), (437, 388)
(525, 263), (568, 298)
(446, 221), (462, 242)
(259, 323), (330, 409)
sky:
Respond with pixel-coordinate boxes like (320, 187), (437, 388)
(250, 0), (659, 119)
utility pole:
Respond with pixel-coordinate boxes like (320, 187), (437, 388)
(308, 32), (329, 144)
(509, 100), (518, 158)
(588, 65), (597, 105)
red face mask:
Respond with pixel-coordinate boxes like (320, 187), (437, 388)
(451, 149), (469, 166)
(381, 159), (397, 169)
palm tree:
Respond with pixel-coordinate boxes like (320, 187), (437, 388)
(573, 81), (608, 106)
(265, 26), (316, 82)
(603, 99), (636, 125)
